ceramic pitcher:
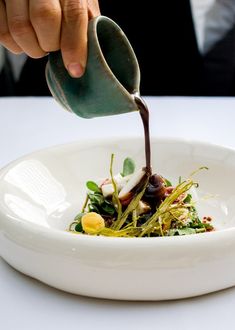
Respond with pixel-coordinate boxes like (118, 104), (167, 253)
(46, 15), (140, 119)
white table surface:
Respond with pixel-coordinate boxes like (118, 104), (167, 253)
(1, 96), (235, 330)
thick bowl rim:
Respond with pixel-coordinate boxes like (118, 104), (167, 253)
(1, 136), (235, 247)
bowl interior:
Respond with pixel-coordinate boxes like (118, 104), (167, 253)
(0, 138), (235, 233)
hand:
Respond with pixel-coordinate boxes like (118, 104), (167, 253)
(0, 0), (100, 77)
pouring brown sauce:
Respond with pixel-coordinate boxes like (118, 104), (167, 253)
(134, 95), (151, 175)
(134, 94), (166, 204)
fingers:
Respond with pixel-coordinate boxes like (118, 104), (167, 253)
(61, 0), (88, 78)
(6, 0), (46, 58)
(1, 0), (61, 57)
(87, 0), (100, 19)
(30, 0), (61, 52)
(0, 0), (22, 54)
(1, 0), (99, 73)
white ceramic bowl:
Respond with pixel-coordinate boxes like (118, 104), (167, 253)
(0, 137), (235, 300)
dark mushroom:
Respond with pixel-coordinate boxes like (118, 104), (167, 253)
(143, 174), (166, 206)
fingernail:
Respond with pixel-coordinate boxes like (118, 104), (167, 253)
(67, 63), (84, 78)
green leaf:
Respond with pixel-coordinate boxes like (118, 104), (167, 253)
(168, 228), (197, 236)
(86, 181), (101, 192)
(164, 178), (172, 187)
(122, 157), (135, 177)
(195, 227), (207, 233)
(184, 193), (192, 203)
(88, 192), (104, 205)
(88, 204), (100, 213)
(75, 222), (83, 232)
(102, 202), (116, 215)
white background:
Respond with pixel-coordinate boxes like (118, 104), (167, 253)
(1, 96), (235, 330)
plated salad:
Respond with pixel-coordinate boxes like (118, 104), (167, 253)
(69, 156), (214, 237)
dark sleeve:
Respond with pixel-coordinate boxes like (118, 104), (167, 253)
(0, 59), (15, 96)
(98, 0), (202, 96)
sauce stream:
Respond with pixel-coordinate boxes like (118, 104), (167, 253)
(134, 95), (152, 175)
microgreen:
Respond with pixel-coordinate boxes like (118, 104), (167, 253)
(121, 157), (135, 177)
(164, 178), (172, 187)
(86, 181), (101, 193)
(183, 193), (192, 203)
(70, 158), (213, 238)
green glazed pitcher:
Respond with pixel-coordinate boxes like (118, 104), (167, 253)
(46, 15), (140, 119)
